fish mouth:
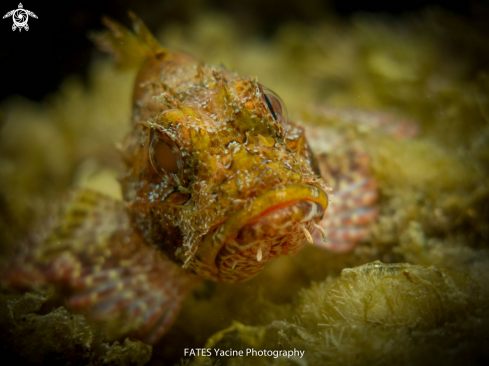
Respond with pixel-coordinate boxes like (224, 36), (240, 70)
(194, 184), (328, 280)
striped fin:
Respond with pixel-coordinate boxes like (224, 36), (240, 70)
(1, 189), (198, 344)
(305, 126), (379, 252)
(305, 107), (419, 252)
(313, 148), (378, 252)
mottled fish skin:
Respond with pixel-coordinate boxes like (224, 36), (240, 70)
(1, 15), (330, 344)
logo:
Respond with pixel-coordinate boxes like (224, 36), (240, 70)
(3, 3), (37, 31)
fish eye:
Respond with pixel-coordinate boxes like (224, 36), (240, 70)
(261, 86), (288, 126)
(149, 134), (180, 176)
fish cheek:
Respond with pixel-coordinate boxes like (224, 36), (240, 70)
(285, 133), (322, 178)
(306, 143), (322, 178)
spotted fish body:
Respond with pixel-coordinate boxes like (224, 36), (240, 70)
(0, 16), (390, 344)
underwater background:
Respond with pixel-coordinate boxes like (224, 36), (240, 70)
(1, 0), (489, 365)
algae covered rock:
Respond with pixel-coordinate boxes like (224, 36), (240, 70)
(185, 261), (488, 366)
(0, 287), (151, 365)
(298, 261), (481, 330)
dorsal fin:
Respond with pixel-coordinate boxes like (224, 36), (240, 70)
(91, 12), (165, 70)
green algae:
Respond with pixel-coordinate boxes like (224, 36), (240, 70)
(0, 287), (151, 365)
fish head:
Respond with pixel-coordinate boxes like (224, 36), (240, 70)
(120, 44), (328, 283)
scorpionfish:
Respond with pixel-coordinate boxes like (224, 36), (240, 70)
(1, 16), (383, 344)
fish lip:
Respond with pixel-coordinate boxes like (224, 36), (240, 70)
(194, 184), (328, 274)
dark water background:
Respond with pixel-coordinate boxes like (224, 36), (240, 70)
(0, 0), (486, 102)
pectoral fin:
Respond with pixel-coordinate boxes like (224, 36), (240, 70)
(1, 190), (198, 344)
